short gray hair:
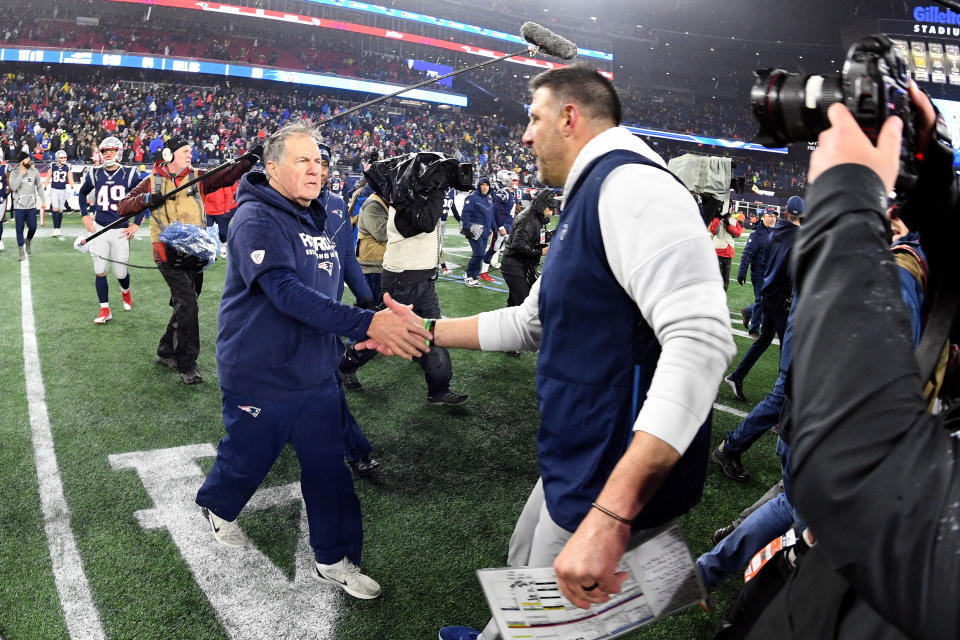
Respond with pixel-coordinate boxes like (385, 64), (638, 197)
(263, 123), (322, 166)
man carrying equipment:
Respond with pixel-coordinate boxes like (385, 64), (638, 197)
(118, 136), (258, 384)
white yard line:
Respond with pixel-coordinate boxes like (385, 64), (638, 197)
(21, 257), (105, 640)
(713, 403), (748, 419)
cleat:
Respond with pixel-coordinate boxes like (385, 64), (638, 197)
(315, 557), (381, 599)
(428, 391), (469, 406)
(181, 367), (204, 385)
(94, 307), (112, 324)
(121, 290), (132, 311)
(438, 627), (482, 640)
(201, 507), (248, 547)
(711, 441), (751, 482)
(478, 273), (495, 283)
(348, 456), (382, 478)
(156, 355), (179, 370)
(724, 376), (746, 401)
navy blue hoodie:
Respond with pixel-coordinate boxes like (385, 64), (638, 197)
(760, 217), (800, 298)
(217, 172), (374, 399)
(460, 178), (494, 235)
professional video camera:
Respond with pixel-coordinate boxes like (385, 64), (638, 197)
(364, 152), (474, 238)
(751, 34), (951, 191)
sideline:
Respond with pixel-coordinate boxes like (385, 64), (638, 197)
(21, 257), (105, 640)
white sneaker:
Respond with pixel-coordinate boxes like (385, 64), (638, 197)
(201, 507), (248, 547)
(0, 239), (5, 251)
(463, 275), (481, 288)
(442, 267), (451, 275)
(52, 228), (62, 237)
(315, 557), (381, 599)
(220, 245), (227, 259)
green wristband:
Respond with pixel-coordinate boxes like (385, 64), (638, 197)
(423, 318), (437, 347)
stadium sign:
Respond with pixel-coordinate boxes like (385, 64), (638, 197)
(911, 5), (960, 36)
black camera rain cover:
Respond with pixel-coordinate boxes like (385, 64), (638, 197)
(364, 152), (460, 238)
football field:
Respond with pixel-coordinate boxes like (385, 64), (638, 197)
(0, 217), (782, 640)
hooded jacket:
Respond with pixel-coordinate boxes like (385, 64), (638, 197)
(460, 178), (494, 236)
(760, 217), (801, 299)
(738, 220), (774, 283)
(8, 163), (46, 209)
(216, 172), (374, 399)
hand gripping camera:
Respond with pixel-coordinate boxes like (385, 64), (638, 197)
(751, 34), (952, 192)
(364, 152), (474, 238)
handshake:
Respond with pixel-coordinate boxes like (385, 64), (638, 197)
(358, 293), (435, 360)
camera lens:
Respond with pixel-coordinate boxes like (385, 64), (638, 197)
(751, 69), (844, 146)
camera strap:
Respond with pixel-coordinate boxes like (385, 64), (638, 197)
(915, 276), (958, 393)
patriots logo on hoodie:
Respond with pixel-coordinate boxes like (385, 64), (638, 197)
(318, 261), (333, 275)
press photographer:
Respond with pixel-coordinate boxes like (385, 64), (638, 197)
(745, 61), (960, 640)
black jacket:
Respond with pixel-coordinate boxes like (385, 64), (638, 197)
(749, 164), (960, 640)
(501, 207), (546, 271)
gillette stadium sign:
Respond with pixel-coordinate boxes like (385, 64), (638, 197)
(913, 5), (960, 35)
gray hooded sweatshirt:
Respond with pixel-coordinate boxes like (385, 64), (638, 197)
(9, 164), (46, 209)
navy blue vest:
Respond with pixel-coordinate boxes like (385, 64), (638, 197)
(537, 149), (712, 532)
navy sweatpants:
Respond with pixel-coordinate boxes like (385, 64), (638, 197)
(196, 379), (363, 564)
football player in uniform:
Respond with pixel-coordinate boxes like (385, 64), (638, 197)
(77, 136), (145, 324)
(328, 169), (344, 198)
(47, 149), (74, 239)
(479, 169), (519, 281)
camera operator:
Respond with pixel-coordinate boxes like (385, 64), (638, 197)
(708, 205), (743, 291)
(747, 85), (960, 640)
(8, 151), (46, 261)
(500, 189), (557, 307)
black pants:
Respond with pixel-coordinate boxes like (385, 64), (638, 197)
(728, 296), (788, 384)
(157, 265), (203, 372)
(501, 257), (535, 307)
(718, 255), (732, 291)
(382, 277), (452, 398)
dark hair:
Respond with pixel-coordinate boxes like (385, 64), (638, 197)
(528, 64), (622, 125)
(530, 189), (557, 218)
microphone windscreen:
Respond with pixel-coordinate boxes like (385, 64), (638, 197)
(520, 22), (578, 61)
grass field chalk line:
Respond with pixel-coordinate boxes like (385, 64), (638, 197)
(21, 257), (106, 640)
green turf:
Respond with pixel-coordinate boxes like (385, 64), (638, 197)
(0, 225), (782, 639)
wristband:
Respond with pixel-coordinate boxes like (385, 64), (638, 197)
(591, 502), (632, 526)
(423, 318), (437, 347)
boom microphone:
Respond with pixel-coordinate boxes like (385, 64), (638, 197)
(520, 22), (578, 61)
(316, 23), (579, 127)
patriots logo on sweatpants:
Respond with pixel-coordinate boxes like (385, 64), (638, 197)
(318, 261), (333, 275)
(237, 405), (261, 418)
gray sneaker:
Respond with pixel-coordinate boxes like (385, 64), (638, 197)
(315, 557), (381, 599)
(18, 245), (26, 261)
(201, 507), (248, 547)
(25, 238), (31, 255)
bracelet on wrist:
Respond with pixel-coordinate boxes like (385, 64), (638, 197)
(591, 502), (632, 526)
(423, 318), (437, 347)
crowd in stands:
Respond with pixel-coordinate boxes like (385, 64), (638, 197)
(0, 0), (809, 194)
